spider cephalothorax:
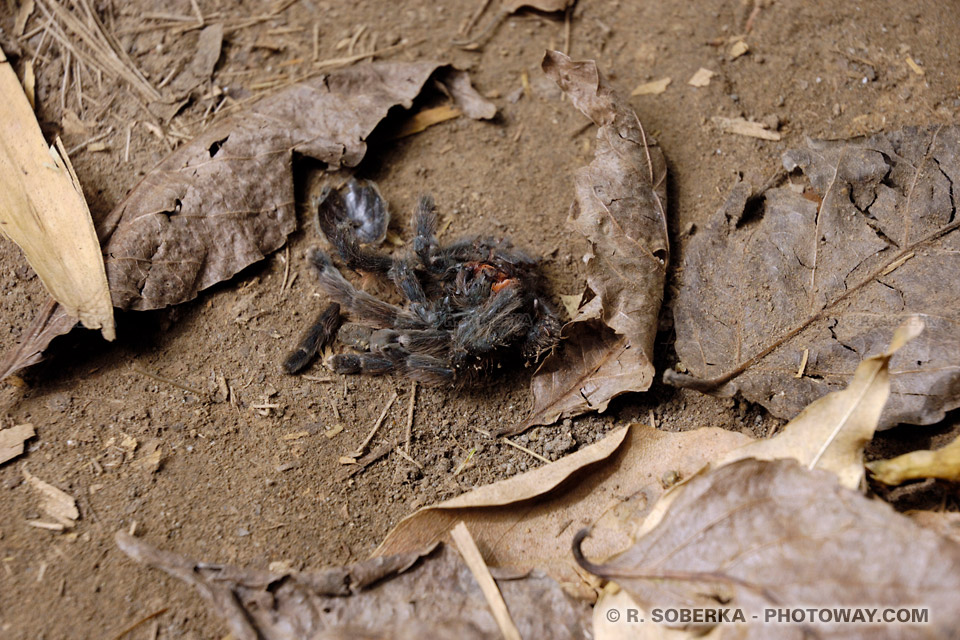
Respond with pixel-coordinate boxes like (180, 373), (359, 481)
(289, 181), (561, 386)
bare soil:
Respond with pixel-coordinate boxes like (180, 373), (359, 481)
(1, 1), (958, 638)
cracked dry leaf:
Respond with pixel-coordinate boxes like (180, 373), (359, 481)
(0, 46), (114, 340)
(515, 51), (668, 434)
(0, 62), (495, 380)
(668, 125), (960, 429)
(375, 425), (749, 595)
(720, 316), (922, 489)
(867, 432), (960, 485)
(575, 458), (960, 639)
(116, 532), (591, 640)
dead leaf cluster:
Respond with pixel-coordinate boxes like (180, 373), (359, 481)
(516, 51), (669, 434)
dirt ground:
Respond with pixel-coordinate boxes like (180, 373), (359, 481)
(1, 0), (958, 637)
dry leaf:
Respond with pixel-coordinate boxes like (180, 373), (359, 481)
(23, 467), (79, 528)
(575, 458), (960, 638)
(0, 423), (34, 464)
(0, 62), (495, 380)
(375, 424), (750, 592)
(515, 51), (668, 433)
(116, 532), (591, 640)
(390, 104), (462, 139)
(711, 115), (780, 140)
(686, 67), (715, 87)
(720, 317), (923, 489)
(630, 77), (671, 96)
(668, 125), (960, 429)
(867, 432), (960, 485)
(0, 46), (115, 340)
(167, 23), (222, 99)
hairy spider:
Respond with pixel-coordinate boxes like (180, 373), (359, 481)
(284, 181), (561, 386)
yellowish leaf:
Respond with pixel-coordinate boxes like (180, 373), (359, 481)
(0, 46), (114, 339)
(719, 316), (924, 489)
(867, 434), (960, 485)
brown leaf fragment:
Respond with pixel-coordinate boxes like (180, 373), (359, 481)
(23, 467), (79, 528)
(867, 432), (960, 485)
(669, 125), (960, 429)
(116, 532), (591, 640)
(0, 62), (495, 380)
(165, 23), (223, 99)
(375, 425), (749, 593)
(517, 51), (668, 432)
(575, 458), (960, 638)
(0, 423), (35, 464)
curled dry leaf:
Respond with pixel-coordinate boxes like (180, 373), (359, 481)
(375, 424), (749, 595)
(669, 125), (960, 429)
(720, 316), (923, 489)
(575, 458), (960, 639)
(0, 62), (495, 380)
(512, 51), (668, 434)
(0, 46), (114, 340)
(867, 432), (960, 485)
(116, 532), (591, 640)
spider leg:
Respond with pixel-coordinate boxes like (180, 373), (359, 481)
(521, 297), (562, 361)
(405, 354), (455, 385)
(330, 352), (401, 376)
(413, 195), (441, 271)
(309, 248), (421, 329)
(282, 302), (343, 374)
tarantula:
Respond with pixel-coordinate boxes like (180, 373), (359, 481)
(283, 180), (561, 386)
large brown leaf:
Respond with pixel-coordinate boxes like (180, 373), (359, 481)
(667, 126), (960, 429)
(575, 458), (960, 639)
(375, 424), (749, 596)
(511, 51), (668, 434)
(0, 62), (494, 379)
(116, 532), (590, 640)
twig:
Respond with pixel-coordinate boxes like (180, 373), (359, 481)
(394, 446), (423, 470)
(130, 364), (206, 398)
(404, 381), (417, 453)
(110, 608), (168, 640)
(346, 24), (366, 56)
(450, 522), (522, 640)
(312, 22), (320, 61)
(66, 125), (115, 155)
(314, 38), (422, 70)
(123, 122), (132, 162)
(459, 0), (493, 36)
(280, 245), (291, 294)
(501, 437), (550, 464)
(563, 4), (572, 55)
(353, 392), (397, 458)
